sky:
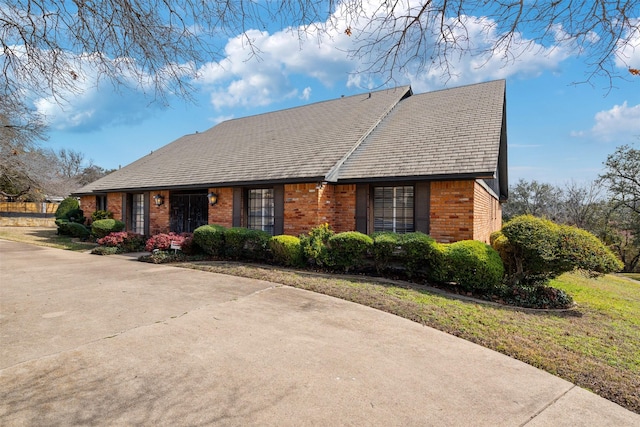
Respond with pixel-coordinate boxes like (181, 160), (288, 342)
(33, 5), (640, 187)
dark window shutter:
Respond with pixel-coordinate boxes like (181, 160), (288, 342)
(232, 188), (242, 227)
(144, 192), (150, 236)
(355, 184), (369, 234)
(415, 181), (430, 234)
(274, 184), (284, 235)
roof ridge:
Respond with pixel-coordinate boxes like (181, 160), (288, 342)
(323, 86), (412, 182)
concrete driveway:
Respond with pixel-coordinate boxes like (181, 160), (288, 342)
(1, 239), (637, 426)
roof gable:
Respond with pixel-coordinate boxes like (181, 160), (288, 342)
(334, 80), (506, 181)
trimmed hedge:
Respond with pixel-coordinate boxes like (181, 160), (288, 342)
(443, 240), (504, 292)
(55, 197), (79, 219)
(372, 232), (401, 273)
(300, 223), (334, 267)
(91, 218), (125, 239)
(398, 232), (437, 278)
(223, 227), (271, 260)
(66, 222), (91, 239)
(193, 224), (226, 256)
(493, 215), (623, 286)
(91, 210), (112, 221)
(269, 235), (304, 267)
(327, 231), (373, 272)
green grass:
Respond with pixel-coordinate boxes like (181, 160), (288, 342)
(622, 273), (640, 281)
(0, 226), (96, 251)
(179, 262), (640, 414)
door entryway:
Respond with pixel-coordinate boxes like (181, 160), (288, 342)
(170, 193), (208, 233)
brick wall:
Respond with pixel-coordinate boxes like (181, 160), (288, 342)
(79, 196), (96, 218)
(333, 184), (356, 232)
(429, 180), (475, 243)
(149, 190), (170, 235)
(209, 187), (234, 227)
(284, 183), (323, 235)
(472, 181), (502, 244)
(108, 193), (124, 223)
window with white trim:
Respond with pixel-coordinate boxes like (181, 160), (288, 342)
(247, 188), (274, 235)
(373, 186), (414, 233)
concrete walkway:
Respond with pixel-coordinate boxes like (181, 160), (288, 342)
(0, 239), (637, 426)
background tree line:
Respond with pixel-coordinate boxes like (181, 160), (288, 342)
(0, 132), (113, 202)
(504, 145), (640, 272)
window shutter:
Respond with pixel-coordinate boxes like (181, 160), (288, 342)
(355, 184), (369, 233)
(232, 188), (242, 227)
(415, 181), (430, 234)
(274, 184), (284, 235)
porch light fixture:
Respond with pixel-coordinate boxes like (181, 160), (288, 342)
(207, 192), (218, 206)
(153, 194), (164, 207)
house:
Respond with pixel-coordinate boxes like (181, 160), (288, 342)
(75, 80), (508, 243)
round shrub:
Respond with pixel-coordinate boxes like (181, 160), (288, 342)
(224, 227), (251, 259)
(193, 224), (226, 256)
(65, 208), (85, 224)
(327, 231), (373, 272)
(269, 235), (304, 267)
(494, 215), (623, 286)
(145, 232), (189, 252)
(55, 197), (79, 219)
(443, 240), (504, 292)
(91, 210), (112, 221)
(66, 222), (90, 239)
(243, 229), (271, 261)
(91, 218), (125, 238)
(55, 218), (71, 235)
(372, 232), (401, 273)
(96, 231), (145, 252)
(300, 223), (334, 267)
(502, 285), (574, 309)
(398, 232), (437, 278)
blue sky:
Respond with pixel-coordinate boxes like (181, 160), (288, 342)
(35, 7), (640, 187)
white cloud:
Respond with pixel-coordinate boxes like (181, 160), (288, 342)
(300, 87), (312, 100)
(195, 2), (576, 109)
(591, 101), (640, 142)
(615, 18), (640, 69)
(33, 55), (161, 132)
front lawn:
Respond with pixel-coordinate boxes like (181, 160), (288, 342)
(180, 261), (640, 414)
(0, 226), (96, 251)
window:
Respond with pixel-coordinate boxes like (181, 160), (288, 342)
(131, 193), (145, 234)
(96, 195), (107, 211)
(247, 188), (274, 235)
(373, 186), (414, 233)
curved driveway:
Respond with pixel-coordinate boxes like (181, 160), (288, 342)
(0, 239), (637, 426)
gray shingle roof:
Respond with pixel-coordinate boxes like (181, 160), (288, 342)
(77, 86), (411, 193)
(76, 80), (506, 194)
(335, 80), (506, 181)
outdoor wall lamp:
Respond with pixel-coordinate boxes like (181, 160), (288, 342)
(207, 192), (218, 206)
(153, 194), (164, 207)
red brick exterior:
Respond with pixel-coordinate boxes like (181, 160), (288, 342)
(79, 196), (96, 220)
(149, 190), (170, 235)
(208, 187), (234, 227)
(93, 181), (501, 242)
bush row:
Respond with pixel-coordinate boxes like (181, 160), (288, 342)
(193, 223), (505, 293)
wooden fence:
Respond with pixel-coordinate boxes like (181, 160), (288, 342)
(0, 202), (60, 227)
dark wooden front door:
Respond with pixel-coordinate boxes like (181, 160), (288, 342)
(170, 193), (208, 233)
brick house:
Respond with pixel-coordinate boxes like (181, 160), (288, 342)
(75, 80), (508, 243)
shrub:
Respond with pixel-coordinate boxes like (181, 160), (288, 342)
(91, 210), (112, 221)
(65, 208), (85, 224)
(91, 218), (125, 239)
(97, 231), (145, 252)
(494, 215), (623, 287)
(145, 232), (190, 252)
(372, 232), (401, 274)
(193, 224), (226, 256)
(501, 285), (574, 309)
(224, 227), (251, 259)
(55, 218), (71, 235)
(300, 223), (334, 267)
(66, 222), (91, 239)
(398, 232), (437, 278)
(91, 246), (119, 255)
(269, 235), (305, 267)
(55, 197), (79, 219)
(327, 231), (373, 272)
(243, 229), (271, 261)
(442, 240), (504, 292)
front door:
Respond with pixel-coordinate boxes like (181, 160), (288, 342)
(170, 193), (208, 233)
